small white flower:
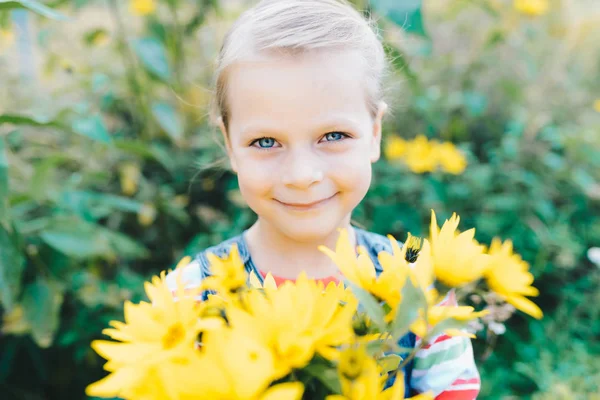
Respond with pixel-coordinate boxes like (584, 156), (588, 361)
(588, 247), (600, 267)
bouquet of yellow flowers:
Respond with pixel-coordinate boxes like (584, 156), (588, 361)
(86, 211), (542, 400)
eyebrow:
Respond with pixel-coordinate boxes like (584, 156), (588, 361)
(239, 116), (361, 139)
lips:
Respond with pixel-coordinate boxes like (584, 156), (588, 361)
(276, 193), (338, 210)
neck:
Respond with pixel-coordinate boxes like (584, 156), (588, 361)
(244, 217), (357, 280)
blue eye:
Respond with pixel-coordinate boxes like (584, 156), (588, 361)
(323, 132), (347, 142)
(252, 137), (277, 148)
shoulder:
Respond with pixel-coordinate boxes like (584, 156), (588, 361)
(354, 227), (401, 272)
(355, 228), (395, 254)
(165, 234), (247, 292)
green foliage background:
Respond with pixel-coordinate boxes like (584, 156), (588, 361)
(0, 0), (599, 399)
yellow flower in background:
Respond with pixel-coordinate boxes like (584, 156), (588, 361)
(137, 202), (157, 226)
(85, 272), (214, 399)
(202, 244), (248, 296)
(119, 162), (141, 196)
(384, 136), (407, 161)
(434, 142), (467, 175)
(385, 135), (467, 175)
(428, 210), (490, 287)
(402, 135), (438, 174)
(130, 0), (156, 16)
(484, 238), (543, 319)
(593, 99), (600, 113)
(514, 0), (549, 16)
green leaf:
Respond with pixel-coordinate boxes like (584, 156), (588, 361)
(40, 218), (113, 259)
(0, 113), (63, 128)
(21, 279), (64, 348)
(377, 354), (402, 373)
(391, 277), (427, 339)
(40, 216), (148, 260)
(423, 317), (470, 343)
(61, 190), (144, 216)
(151, 102), (184, 143)
(71, 115), (111, 143)
(346, 281), (386, 331)
(0, 137), (8, 223)
(0, 0), (67, 20)
(370, 0), (427, 37)
(132, 38), (172, 82)
(0, 225), (25, 312)
(98, 227), (150, 260)
(302, 361), (342, 394)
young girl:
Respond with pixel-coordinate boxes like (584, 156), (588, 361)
(166, 0), (481, 398)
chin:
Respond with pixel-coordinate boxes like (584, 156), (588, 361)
(275, 218), (342, 244)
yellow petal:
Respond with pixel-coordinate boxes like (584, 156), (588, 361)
(503, 294), (544, 319)
(263, 272), (278, 290)
(91, 340), (158, 366)
(445, 329), (476, 339)
(409, 392), (435, 400)
(175, 256), (192, 270)
(381, 371), (405, 400)
(249, 271), (262, 288)
(260, 382), (304, 400)
(85, 367), (140, 397)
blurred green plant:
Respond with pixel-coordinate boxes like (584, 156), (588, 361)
(0, 0), (599, 399)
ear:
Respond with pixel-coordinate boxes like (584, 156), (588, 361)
(217, 116), (238, 173)
(370, 101), (388, 163)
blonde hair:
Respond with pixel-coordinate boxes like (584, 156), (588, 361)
(211, 0), (389, 131)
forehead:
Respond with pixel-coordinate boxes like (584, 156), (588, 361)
(225, 49), (372, 135)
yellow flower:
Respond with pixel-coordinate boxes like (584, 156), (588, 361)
(130, 0), (156, 16)
(434, 142), (467, 175)
(320, 230), (409, 309)
(402, 234), (423, 263)
(119, 162), (141, 196)
(137, 202), (157, 226)
(428, 210), (490, 287)
(202, 244), (248, 296)
(514, 0), (549, 16)
(327, 345), (433, 400)
(249, 270), (278, 292)
(384, 136), (407, 161)
(410, 305), (488, 339)
(593, 99), (600, 113)
(484, 238), (543, 319)
(403, 135), (438, 174)
(228, 273), (357, 377)
(166, 325), (301, 400)
(379, 235), (438, 306)
(86, 272), (215, 399)
(175, 255), (192, 270)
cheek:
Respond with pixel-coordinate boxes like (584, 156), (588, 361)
(235, 159), (274, 199)
(328, 150), (372, 195)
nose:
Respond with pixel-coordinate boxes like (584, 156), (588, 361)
(281, 148), (324, 189)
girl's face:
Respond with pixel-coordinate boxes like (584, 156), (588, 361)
(220, 49), (386, 242)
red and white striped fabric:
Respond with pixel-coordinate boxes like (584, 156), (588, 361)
(410, 290), (481, 399)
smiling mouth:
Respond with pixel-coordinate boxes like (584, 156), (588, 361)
(276, 193), (338, 210)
